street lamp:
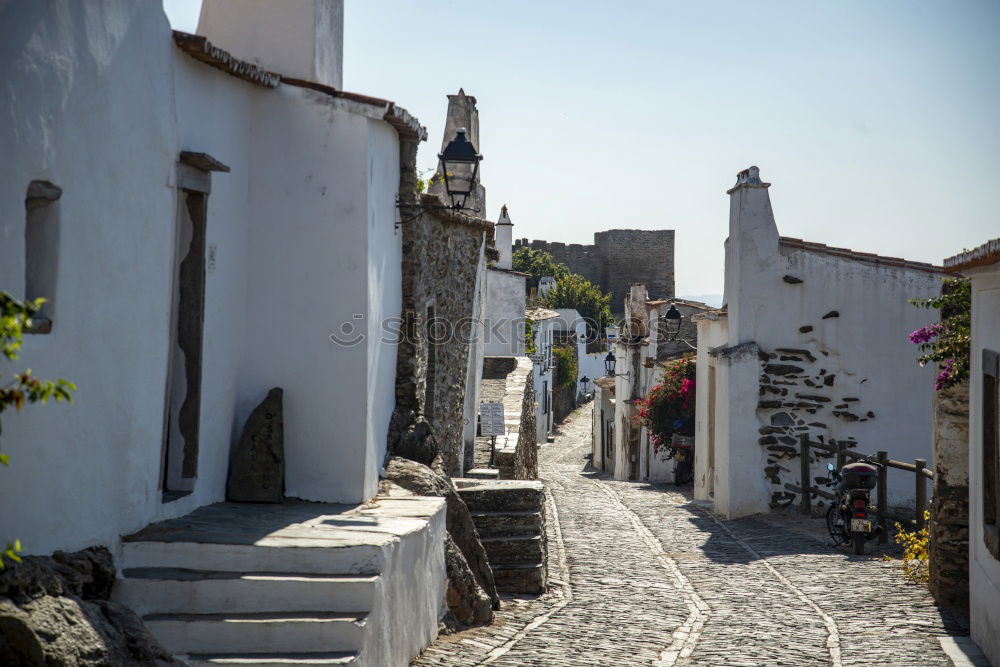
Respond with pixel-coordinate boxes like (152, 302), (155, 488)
(663, 304), (682, 341)
(438, 128), (483, 211)
(604, 351), (616, 377)
(579, 375), (591, 393)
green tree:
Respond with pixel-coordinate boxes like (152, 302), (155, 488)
(540, 273), (613, 342)
(511, 247), (570, 292)
(1, 292), (76, 567)
(553, 345), (578, 390)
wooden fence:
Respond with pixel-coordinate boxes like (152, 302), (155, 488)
(784, 434), (933, 544)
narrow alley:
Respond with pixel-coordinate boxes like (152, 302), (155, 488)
(414, 404), (966, 667)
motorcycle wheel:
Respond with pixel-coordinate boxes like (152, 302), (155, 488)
(852, 532), (866, 555)
(826, 504), (844, 544)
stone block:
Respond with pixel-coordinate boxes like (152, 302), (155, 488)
(226, 387), (284, 503)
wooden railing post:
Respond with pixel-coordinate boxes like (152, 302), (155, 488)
(877, 450), (888, 544)
(800, 434), (811, 516)
(915, 458), (927, 530)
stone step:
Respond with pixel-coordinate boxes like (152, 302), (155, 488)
(144, 612), (367, 655)
(463, 468), (500, 480)
(120, 539), (390, 577)
(491, 563), (547, 594)
(115, 568), (378, 616)
(480, 535), (545, 565)
(185, 652), (357, 666)
(455, 481), (545, 513)
(469, 510), (543, 538)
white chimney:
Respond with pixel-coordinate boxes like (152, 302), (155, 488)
(724, 165), (779, 343)
(495, 205), (513, 269)
(197, 0), (344, 89)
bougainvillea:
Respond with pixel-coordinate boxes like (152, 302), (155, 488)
(633, 357), (696, 459)
(908, 278), (970, 391)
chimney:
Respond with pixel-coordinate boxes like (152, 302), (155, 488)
(197, 0), (344, 89)
(431, 89), (485, 214)
(495, 205), (513, 269)
(724, 166), (779, 343)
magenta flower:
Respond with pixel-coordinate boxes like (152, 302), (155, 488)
(909, 324), (942, 345)
(934, 358), (955, 391)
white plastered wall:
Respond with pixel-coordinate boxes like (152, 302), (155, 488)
(966, 263), (1000, 667)
(717, 169), (942, 518)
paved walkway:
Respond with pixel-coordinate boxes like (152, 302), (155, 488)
(413, 404), (968, 666)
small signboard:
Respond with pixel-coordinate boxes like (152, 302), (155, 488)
(605, 326), (620, 344)
(479, 402), (505, 437)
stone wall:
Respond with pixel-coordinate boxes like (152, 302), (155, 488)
(929, 380), (970, 610)
(479, 357), (538, 480)
(387, 136), (491, 477)
(515, 228), (675, 308)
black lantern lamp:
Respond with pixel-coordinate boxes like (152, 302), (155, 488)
(438, 128), (483, 211)
(579, 375), (591, 393)
(604, 351), (616, 377)
(663, 304), (682, 341)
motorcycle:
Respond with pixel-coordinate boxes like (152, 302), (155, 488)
(825, 460), (881, 555)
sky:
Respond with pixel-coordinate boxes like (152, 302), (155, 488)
(163, 1), (999, 298)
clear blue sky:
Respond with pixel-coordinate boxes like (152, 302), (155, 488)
(164, 1), (999, 297)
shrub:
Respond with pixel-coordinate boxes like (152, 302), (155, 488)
(540, 273), (613, 343)
(634, 357), (695, 459)
(893, 511), (930, 584)
(909, 278), (970, 391)
(553, 345), (577, 390)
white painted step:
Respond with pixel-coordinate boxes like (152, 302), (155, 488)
(115, 568), (377, 616)
(184, 652), (357, 666)
(120, 538), (391, 576)
(144, 612), (367, 655)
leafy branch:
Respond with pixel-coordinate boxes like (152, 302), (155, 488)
(908, 278), (970, 391)
(0, 291), (76, 567)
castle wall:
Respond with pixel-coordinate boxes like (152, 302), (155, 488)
(515, 229), (675, 310)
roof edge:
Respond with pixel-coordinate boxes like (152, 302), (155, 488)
(779, 236), (951, 275)
(944, 238), (1000, 272)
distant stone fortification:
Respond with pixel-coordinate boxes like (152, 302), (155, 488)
(515, 229), (675, 309)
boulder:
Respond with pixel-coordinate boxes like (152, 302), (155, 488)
(391, 417), (438, 466)
(443, 535), (493, 627)
(385, 456), (499, 615)
(227, 387), (284, 503)
(0, 547), (181, 665)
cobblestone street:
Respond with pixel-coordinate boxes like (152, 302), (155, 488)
(413, 403), (968, 667)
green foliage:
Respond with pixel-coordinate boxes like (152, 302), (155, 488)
(416, 168), (446, 194)
(540, 273), (613, 342)
(908, 278), (971, 391)
(893, 511), (930, 584)
(524, 318), (537, 356)
(1, 292), (76, 567)
(553, 345), (578, 390)
(634, 357), (696, 460)
(511, 247), (570, 292)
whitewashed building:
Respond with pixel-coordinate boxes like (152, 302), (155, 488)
(1, 2), (447, 664)
(483, 206), (528, 358)
(943, 239), (1000, 666)
(527, 307), (558, 443)
(694, 167), (947, 519)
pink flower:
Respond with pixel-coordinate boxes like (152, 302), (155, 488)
(909, 324), (941, 345)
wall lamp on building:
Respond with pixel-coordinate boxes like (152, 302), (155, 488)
(662, 303), (696, 349)
(603, 351), (630, 379)
(396, 128), (483, 226)
(438, 128), (483, 211)
(579, 375), (591, 393)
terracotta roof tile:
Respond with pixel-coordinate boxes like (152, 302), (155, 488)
(944, 238), (1000, 272)
(778, 236), (949, 275)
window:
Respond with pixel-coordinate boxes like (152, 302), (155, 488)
(983, 348), (999, 559)
(24, 180), (62, 332)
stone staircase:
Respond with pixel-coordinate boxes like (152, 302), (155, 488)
(454, 480), (547, 594)
(113, 492), (446, 667)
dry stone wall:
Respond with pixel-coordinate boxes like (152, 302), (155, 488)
(929, 380), (969, 609)
(388, 138), (491, 477)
